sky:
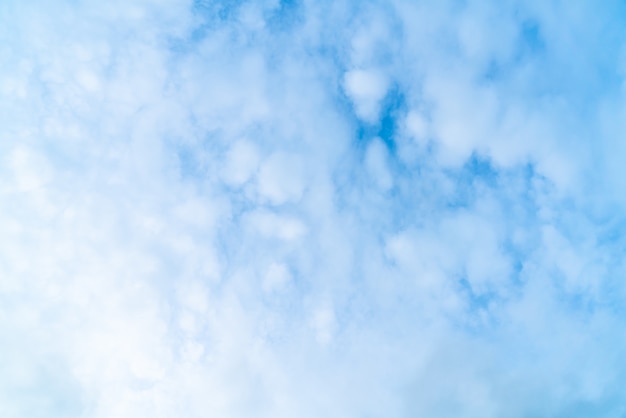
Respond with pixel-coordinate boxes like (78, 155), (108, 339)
(2, 0), (626, 416)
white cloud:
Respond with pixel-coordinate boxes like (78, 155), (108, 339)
(364, 137), (393, 191)
(257, 151), (307, 205)
(310, 303), (336, 346)
(262, 262), (292, 293)
(343, 69), (389, 123)
(245, 209), (308, 241)
(221, 139), (261, 187)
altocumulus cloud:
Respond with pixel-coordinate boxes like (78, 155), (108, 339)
(2, 0), (626, 416)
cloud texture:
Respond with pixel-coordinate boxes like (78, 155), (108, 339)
(2, 0), (626, 416)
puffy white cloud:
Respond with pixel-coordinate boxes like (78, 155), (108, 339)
(343, 69), (390, 123)
(221, 139), (261, 187)
(257, 152), (307, 205)
(364, 137), (393, 191)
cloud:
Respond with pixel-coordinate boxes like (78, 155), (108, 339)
(344, 69), (390, 123)
(2, 0), (626, 417)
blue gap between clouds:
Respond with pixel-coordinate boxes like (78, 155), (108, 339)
(479, 18), (544, 84)
(188, 0), (303, 44)
(167, 0), (247, 51)
(458, 276), (496, 312)
(355, 84), (407, 154)
(441, 154), (499, 211)
(266, 0), (303, 32)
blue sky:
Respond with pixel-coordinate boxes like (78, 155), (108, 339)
(2, 0), (626, 416)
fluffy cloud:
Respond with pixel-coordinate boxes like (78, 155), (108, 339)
(2, 0), (626, 417)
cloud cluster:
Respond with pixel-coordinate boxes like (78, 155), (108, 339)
(2, 0), (626, 416)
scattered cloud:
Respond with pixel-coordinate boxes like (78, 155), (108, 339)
(2, 0), (626, 417)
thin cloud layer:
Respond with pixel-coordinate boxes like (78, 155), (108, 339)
(2, 0), (626, 416)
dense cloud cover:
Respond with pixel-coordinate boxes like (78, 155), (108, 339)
(2, 0), (626, 416)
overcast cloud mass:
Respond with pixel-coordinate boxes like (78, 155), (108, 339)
(2, 0), (626, 416)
